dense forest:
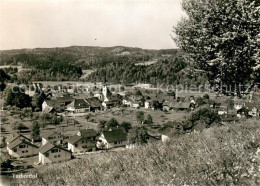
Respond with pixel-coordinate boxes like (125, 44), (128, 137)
(0, 46), (207, 85)
(85, 55), (208, 86)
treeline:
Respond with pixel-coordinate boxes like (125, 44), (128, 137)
(86, 56), (208, 85)
(1, 52), (83, 82)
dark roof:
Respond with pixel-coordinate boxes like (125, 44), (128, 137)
(108, 94), (123, 102)
(56, 96), (74, 103)
(102, 129), (127, 143)
(7, 133), (30, 144)
(86, 97), (102, 108)
(67, 99), (90, 109)
(67, 135), (82, 144)
(45, 100), (59, 108)
(41, 131), (61, 139)
(221, 115), (239, 122)
(245, 102), (260, 110)
(172, 102), (190, 109)
(39, 142), (70, 154)
(160, 127), (173, 136)
(217, 107), (228, 112)
(147, 135), (161, 143)
(42, 107), (56, 114)
(8, 138), (38, 149)
(79, 129), (97, 138)
(213, 99), (227, 105)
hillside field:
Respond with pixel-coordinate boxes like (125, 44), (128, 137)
(15, 119), (260, 185)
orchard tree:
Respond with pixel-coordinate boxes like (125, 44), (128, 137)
(120, 122), (132, 133)
(107, 118), (119, 128)
(146, 114), (153, 125)
(174, 0), (260, 95)
(127, 126), (149, 145)
(136, 111), (145, 124)
(5, 86), (32, 109)
(31, 122), (40, 139)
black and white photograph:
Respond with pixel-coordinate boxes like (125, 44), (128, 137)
(0, 0), (260, 185)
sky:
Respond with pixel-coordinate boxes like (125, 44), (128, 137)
(0, 0), (185, 50)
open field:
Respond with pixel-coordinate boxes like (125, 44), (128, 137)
(87, 107), (188, 126)
(135, 59), (158, 66)
(80, 70), (96, 79)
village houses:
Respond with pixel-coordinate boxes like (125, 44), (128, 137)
(38, 142), (72, 165)
(67, 129), (97, 154)
(41, 131), (64, 146)
(7, 138), (39, 158)
(97, 128), (127, 149)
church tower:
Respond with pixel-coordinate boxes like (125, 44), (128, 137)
(102, 83), (109, 102)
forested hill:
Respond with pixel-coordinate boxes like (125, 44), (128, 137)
(0, 46), (207, 85)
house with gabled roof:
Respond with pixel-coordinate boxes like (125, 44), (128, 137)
(7, 138), (39, 158)
(171, 101), (191, 111)
(67, 129), (97, 154)
(66, 99), (90, 113)
(122, 97), (132, 106)
(41, 131), (64, 146)
(42, 96), (73, 112)
(38, 142), (72, 165)
(6, 132), (31, 145)
(144, 96), (153, 109)
(245, 102), (260, 117)
(85, 97), (103, 112)
(97, 128), (127, 149)
(160, 127), (173, 142)
(217, 106), (228, 115)
(234, 99), (245, 110)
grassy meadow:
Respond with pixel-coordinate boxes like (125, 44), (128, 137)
(17, 119), (260, 185)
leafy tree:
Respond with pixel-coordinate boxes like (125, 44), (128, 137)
(120, 122), (132, 133)
(32, 93), (45, 111)
(146, 114), (153, 125)
(31, 122), (40, 138)
(127, 126), (149, 145)
(5, 86), (32, 109)
(16, 123), (27, 132)
(152, 100), (161, 110)
(98, 120), (107, 131)
(135, 90), (143, 96)
(203, 94), (210, 100)
(190, 108), (221, 128)
(136, 111), (145, 124)
(107, 118), (119, 128)
(227, 99), (235, 110)
(174, 0), (260, 95)
(85, 114), (91, 121)
(0, 69), (10, 91)
(196, 97), (205, 107)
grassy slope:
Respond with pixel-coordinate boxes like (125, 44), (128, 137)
(22, 119), (260, 185)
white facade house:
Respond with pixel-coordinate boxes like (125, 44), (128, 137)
(66, 99), (90, 113)
(39, 142), (72, 165)
(161, 128), (172, 142)
(41, 131), (64, 146)
(131, 101), (140, 108)
(122, 99), (132, 106)
(7, 138), (38, 158)
(97, 128), (127, 149)
(67, 129), (97, 154)
(217, 107), (228, 115)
